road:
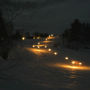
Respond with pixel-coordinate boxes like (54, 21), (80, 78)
(0, 35), (90, 90)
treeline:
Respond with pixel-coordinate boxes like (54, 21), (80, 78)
(13, 31), (49, 40)
(62, 19), (90, 49)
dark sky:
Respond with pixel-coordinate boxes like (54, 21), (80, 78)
(12, 0), (90, 34)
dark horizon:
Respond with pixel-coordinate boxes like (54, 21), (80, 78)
(0, 0), (90, 34)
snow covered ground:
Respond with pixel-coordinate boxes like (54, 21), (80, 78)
(0, 36), (90, 90)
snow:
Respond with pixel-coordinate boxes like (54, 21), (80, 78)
(0, 37), (90, 90)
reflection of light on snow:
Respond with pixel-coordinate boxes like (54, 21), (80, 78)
(47, 36), (55, 40)
(26, 48), (51, 55)
(48, 63), (90, 71)
(43, 41), (53, 43)
(72, 61), (76, 65)
(55, 64), (90, 70)
(32, 45), (46, 48)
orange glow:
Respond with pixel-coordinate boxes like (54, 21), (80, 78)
(46, 36), (55, 40)
(60, 64), (90, 70)
(26, 48), (51, 55)
(32, 44), (47, 48)
(45, 38), (48, 41)
(43, 41), (52, 43)
(71, 60), (82, 66)
(50, 63), (90, 71)
(72, 61), (76, 65)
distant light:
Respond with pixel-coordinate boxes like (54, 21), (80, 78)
(37, 46), (40, 48)
(45, 38), (48, 41)
(79, 62), (82, 66)
(49, 35), (51, 37)
(45, 45), (47, 48)
(48, 48), (52, 51)
(38, 42), (40, 45)
(51, 34), (54, 37)
(33, 37), (35, 39)
(46, 36), (55, 39)
(71, 60), (83, 66)
(71, 61), (76, 65)
(37, 37), (40, 39)
(22, 36), (26, 40)
(32, 45), (35, 48)
(54, 52), (58, 55)
(65, 57), (69, 60)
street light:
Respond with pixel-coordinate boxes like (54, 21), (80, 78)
(22, 36), (26, 40)
(48, 48), (52, 51)
(65, 57), (69, 60)
(54, 52), (58, 55)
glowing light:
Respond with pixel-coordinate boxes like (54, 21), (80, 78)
(37, 37), (40, 39)
(43, 41), (52, 43)
(49, 63), (90, 71)
(51, 34), (54, 37)
(22, 37), (26, 40)
(38, 42), (40, 45)
(71, 60), (82, 66)
(79, 62), (82, 65)
(33, 37), (35, 39)
(47, 37), (55, 40)
(32, 45), (35, 48)
(45, 45), (47, 48)
(33, 45), (47, 48)
(48, 48), (52, 51)
(65, 57), (69, 60)
(45, 38), (48, 41)
(60, 64), (90, 70)
(71, 61), (76, 65)
(46, 35), (55, 40)
(26, 48), (50, 55)
(37, 46), (40, 48)
(54, 52), (58, 55)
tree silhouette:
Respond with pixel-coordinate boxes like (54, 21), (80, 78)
(63, 19), (90, 49)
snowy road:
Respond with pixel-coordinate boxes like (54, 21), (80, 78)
(0, 36), (90, 90)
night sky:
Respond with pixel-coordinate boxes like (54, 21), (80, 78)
(12, 0), (90, 34)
